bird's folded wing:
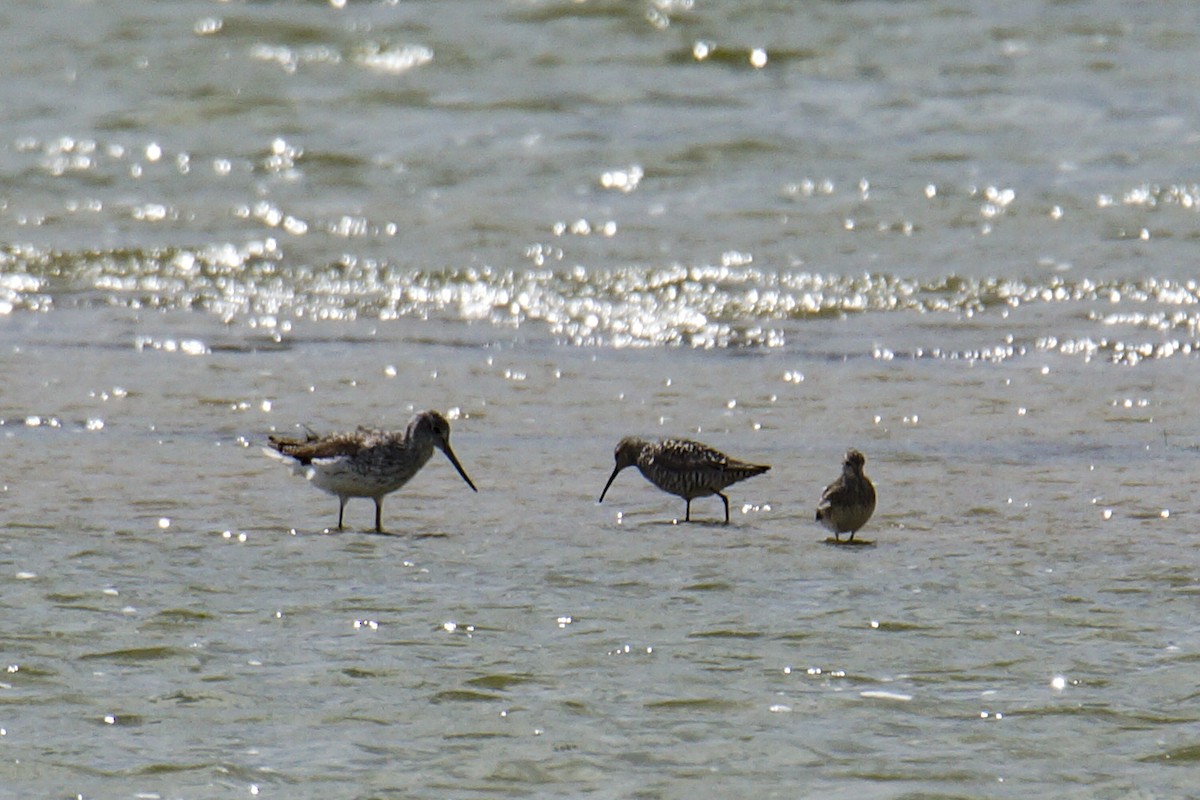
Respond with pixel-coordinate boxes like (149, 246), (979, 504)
(652, 440), (728, 471)
(269, 432), (364, 463)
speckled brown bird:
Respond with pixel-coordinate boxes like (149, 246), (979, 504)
(598, 436), (770, 524)
(815, 448), (876, 542)
(264, 410), (476, 533)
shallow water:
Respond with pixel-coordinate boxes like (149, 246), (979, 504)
(3, 1), (1200, 798)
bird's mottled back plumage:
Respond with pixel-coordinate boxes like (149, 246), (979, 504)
(264, 410), (476, 533)
(815, 448), (876, 542)
(599, 436), (769, 523)
(268, 429), (371, 464)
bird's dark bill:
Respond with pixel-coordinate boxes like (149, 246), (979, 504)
(441, 445), (478, 492)
(598, 465), (622, 503)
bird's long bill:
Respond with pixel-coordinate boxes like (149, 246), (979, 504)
(440, 444), (478, 492)
(598, 465), (622, 503)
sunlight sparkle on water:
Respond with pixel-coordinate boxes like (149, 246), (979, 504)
(13, 241), (1200, 356)
(442, 621), (475, 636)
(860, 690), (912, 702)
(608, 643), (655, 656)
(194, 15), (223, 35)
(600, 165), (643, 193)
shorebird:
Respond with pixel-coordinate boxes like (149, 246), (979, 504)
(264, 410), (477, 533)
(815, 448), (876, 543)
(598, 436), (770, 524)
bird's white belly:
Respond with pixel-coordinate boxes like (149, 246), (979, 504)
(306, 457), (406, 498)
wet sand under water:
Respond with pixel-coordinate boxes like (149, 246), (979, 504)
(1, 308), (1198, 798)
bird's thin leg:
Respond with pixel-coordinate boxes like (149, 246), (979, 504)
(337, 498), (346, 530)
(719, 493), (730, 524)
(847, 530), (855, 543)
(374, 499), (384, 534)
(685, 499), (691, 522)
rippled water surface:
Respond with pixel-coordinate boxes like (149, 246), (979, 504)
(3, 1), (1200, 797)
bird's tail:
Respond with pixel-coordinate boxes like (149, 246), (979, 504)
(262, 438), (311, 477)
(728, 462), (770, 482)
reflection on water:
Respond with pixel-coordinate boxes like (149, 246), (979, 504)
(4, 242), (1200, 358)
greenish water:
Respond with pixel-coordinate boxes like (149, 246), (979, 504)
(2, 1), (1200, 797)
